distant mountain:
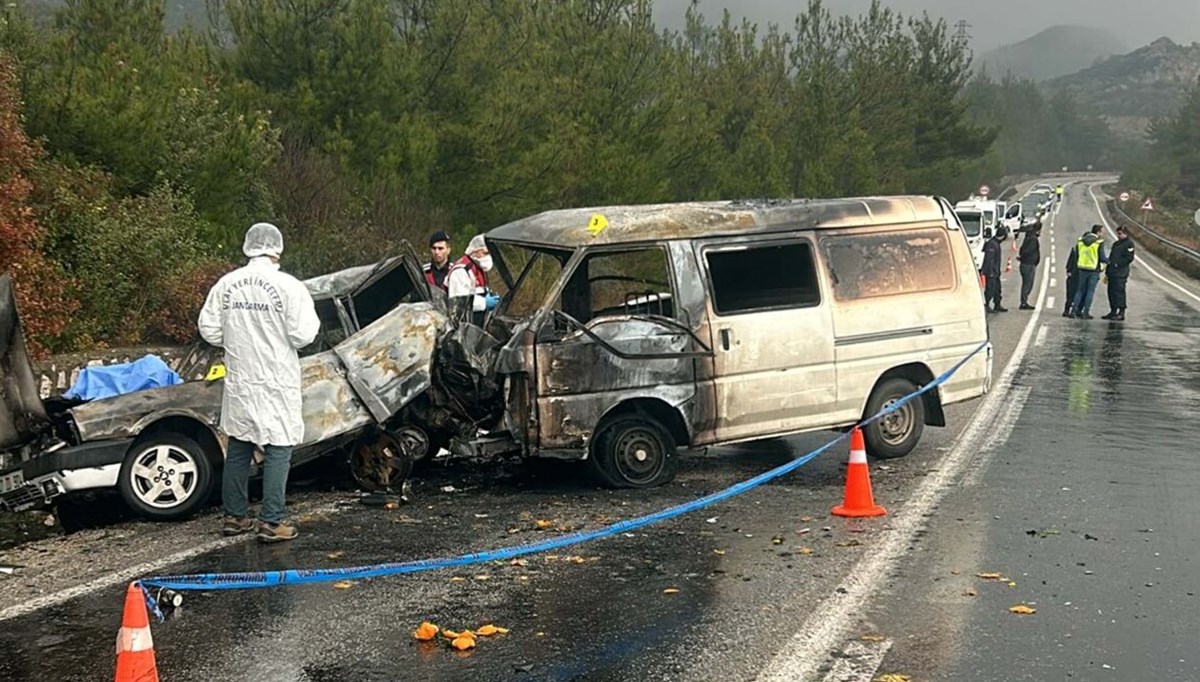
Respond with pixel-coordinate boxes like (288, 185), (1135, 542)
(977, 25), (1125, 82)
(1047, 37), (1200, 139)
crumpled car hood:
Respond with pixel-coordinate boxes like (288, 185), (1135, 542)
(69, 302), (448, 445)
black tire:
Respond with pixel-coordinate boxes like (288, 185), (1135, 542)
(588, 414), (678, 489)
(862, 377), (926, 459)
(117, 432), (215, 521)
(351, 429), (416, 493)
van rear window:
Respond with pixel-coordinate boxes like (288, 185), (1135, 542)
(820, 228), (955, 301)
(705, 242), (821, 315)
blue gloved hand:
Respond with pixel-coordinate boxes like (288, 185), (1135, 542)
(485, 293), (501, 310)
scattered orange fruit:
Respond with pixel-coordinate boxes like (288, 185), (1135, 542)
(413, 622), (439, 641)
(451, 636), (476, 651)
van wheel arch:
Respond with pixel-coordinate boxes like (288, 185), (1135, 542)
(596, 398), (691, 448)
(859, 363), (945, 460)
(865, 363), (946, 428)
(586, 399), (688, 489)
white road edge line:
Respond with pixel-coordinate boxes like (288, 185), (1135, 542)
(1088, 185), (1200, 305)
(755, 245), (1052, 682)
(961, 385), (1033, 489)
(819, 638), (894, 682)
(0, 502), (343, 622)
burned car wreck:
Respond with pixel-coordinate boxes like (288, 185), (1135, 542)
(0, 255), (454, 519)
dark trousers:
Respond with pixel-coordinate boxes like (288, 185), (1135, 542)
(984, 274), (1002, 308)
(1107, 275), (1128, 311)
(1019, 263), (1037, 305)
(1064, 272), (1078, 313)
(223, 438), (293, 523)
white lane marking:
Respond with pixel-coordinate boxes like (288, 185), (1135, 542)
(1047, 295), (1056, 310)
(961, 385), (1034, 488)
(1035, 325), (1048, 346)
(755, 250), (1052, 682)
(1050, 277), (1057, 287)
(819, 639), (894, 682)
(0, 502), (343, 622)
(1088, 185), (1200, 305)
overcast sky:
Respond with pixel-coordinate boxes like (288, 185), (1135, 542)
(652, 0), (1200, 52)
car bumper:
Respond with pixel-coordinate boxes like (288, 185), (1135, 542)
(0, 439), (131, 512)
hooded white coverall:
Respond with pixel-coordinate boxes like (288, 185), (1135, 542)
(197, 257), (320, 446)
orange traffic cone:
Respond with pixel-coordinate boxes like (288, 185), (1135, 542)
(832, 428), (886, 518)
(115, 583), (158, 682)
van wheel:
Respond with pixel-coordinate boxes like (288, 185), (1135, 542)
(589, 415), (678, 489)
(118, 433), (215, 521)
(863, 378), (925, 459)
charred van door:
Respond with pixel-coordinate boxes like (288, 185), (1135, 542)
(530, 245), (707, 453)
(697, 237), (837, 443)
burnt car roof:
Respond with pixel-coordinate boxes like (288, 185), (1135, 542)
(302, 256), (406, 301)
(485, 196), (950, 248)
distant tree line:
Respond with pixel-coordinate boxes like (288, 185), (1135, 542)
(0, 0), (1126, 355)
(963, 72), (1119, 179)
(1121, 78), (1200, 211)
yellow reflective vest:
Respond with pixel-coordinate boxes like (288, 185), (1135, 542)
(1076, 239), (1101, 271)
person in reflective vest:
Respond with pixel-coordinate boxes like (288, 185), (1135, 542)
(447, 234), (499, 325)
(1068, 225), (1107, 319)
(423, 230), (452, 293)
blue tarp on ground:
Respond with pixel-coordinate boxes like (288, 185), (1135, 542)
(64, 355), (183, 401)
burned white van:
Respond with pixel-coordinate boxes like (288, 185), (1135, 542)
(428, 196), (993, 488)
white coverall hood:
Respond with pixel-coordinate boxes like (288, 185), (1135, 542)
(243, 222), (284, 259)
(197, 258), (320, 446)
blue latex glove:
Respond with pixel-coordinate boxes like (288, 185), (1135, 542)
(484, 293), (501, 310)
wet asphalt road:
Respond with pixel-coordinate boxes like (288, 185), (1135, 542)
(1, 179), (1195, 681)
(862, 181), (1200, 681)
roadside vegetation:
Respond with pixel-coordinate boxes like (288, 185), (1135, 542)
(1119, 79), (1200, 245)
(0, 0), (1137, 356)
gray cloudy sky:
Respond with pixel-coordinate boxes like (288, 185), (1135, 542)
(652, 0), (1200, 52)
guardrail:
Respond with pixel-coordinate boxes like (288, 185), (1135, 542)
(1108, 200), (1200, 264)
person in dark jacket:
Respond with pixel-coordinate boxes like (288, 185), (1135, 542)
(1102, 226), (1135, 320)
(981, 226), (1008, 312)
(1063, 242), (1078, 317)
(1017, 221), (1041, 309)
(423, 230), (453, 292)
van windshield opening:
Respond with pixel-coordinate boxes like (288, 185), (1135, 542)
(957, 212), (983, 237)
(492, 241), (571, 318)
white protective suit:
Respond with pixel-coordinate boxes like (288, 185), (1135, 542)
(446, 234), (493, 312)
(198, 257), (320, 447)
(446, 261), (487, 312)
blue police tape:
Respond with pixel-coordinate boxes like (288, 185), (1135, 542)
(139, 340), (989, 598)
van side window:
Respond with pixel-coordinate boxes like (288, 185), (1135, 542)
(705, 242), (821, 315)
(558, 247), (675, 323)
(820, 228), (955, 301)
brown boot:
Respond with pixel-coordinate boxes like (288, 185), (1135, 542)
(257, 520), (299, 543)
(221, 515), (255, 537)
